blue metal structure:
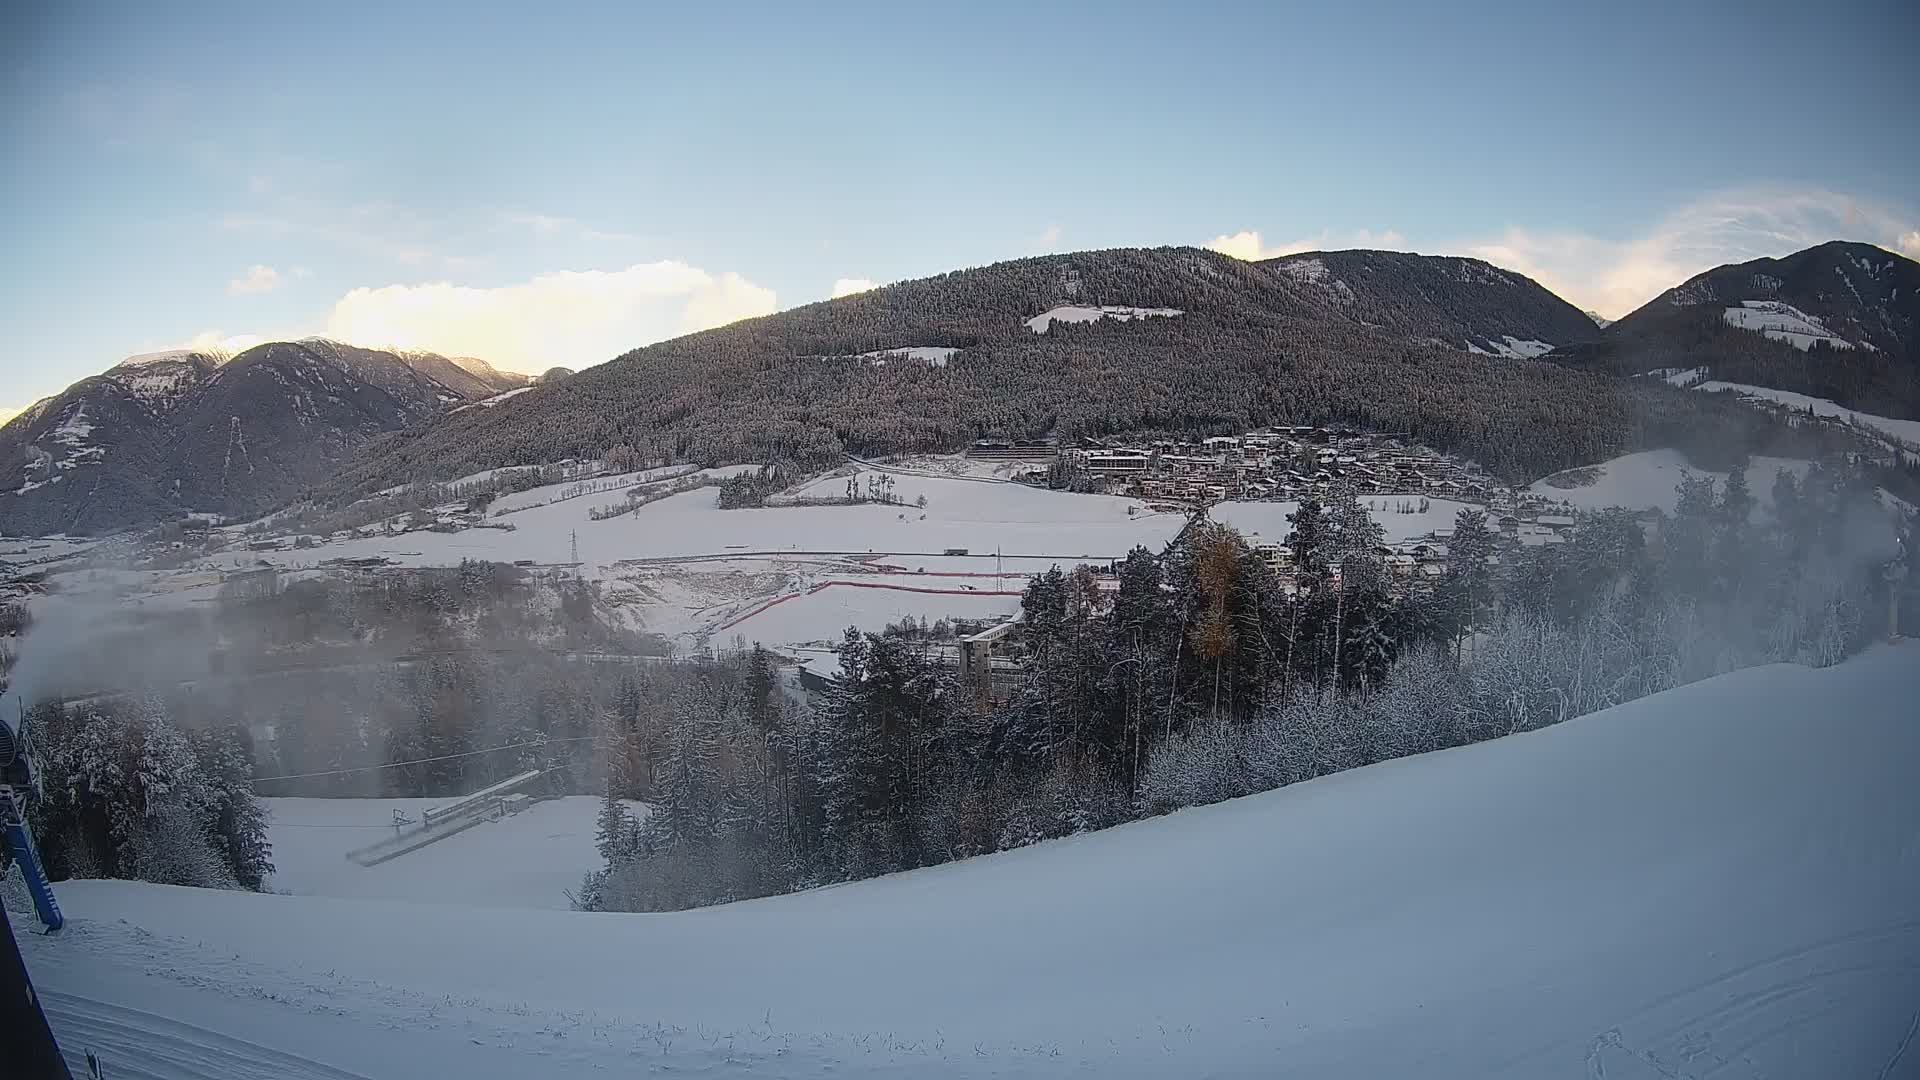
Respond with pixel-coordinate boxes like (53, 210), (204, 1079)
(4, 809), (64, 931)
(1, 703), (62, 932)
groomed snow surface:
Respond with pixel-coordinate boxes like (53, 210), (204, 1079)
(22, 645), (1920, 1078)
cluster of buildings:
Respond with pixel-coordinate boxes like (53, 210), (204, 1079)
(1064, 429), (1507, 507)
(973, 430), (1509, 507)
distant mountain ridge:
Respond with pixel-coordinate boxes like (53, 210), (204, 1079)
(1258, 249), (1603, 358)
(1554, 240), (1920, 421)
(317, 246), (1779, 509)
(0, 340), (526, 534)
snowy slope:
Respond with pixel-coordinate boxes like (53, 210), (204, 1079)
(23, 645), (1920, 1078)
(263, 795), (619, 910)
(1025, 305), (1182, 333)
(1693, 380), (1920, 448)
(1721, 300), (1856, 351)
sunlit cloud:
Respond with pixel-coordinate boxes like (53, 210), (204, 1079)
(1037, 224), (1064, 252)
(1464, 187), (1920, 319)
(831, 277), (879, 299)
(226, 264), (281, 295)
(322, 262), (777, 372)
(1207, 228), (1406, 261)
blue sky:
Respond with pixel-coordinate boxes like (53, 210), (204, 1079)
(3, 0), (1916, 417)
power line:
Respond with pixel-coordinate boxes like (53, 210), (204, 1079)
(250, 735), (600, 784)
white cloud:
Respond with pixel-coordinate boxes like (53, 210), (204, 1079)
(322, 261), (778, 373)
(831, 277), (879, 299)
(1037, 224), (1064, 252)
(1207, 228), (1406, 261)
(1463, 187), (1920, 319)
(226, 264), (281, 295)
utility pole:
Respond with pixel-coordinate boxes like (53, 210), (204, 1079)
(571, 530), (580, 566)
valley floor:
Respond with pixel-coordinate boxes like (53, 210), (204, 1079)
(18, 645), (1920, 1078)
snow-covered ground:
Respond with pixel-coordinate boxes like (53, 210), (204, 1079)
(201, 466), (1186, 648)
(22, 644), (1920, 1078)
(1693, 380), (1920, 449)
(1721, 300), (1855, 351)
(1024, 305), (1182, 333)
(1528, 449), (1809, 514)
(1214, 496), (1478, 544)
(263, 795), (617, 910)
(1467, 335), (1554, 359)
(853, 346), (959, 367)
(449, 385), (534, 412)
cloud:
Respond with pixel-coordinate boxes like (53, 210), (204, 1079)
(226, 264), (281, 295)
(1207, 228), (1407, 261)
(1037, 224), (1064, 252)
(322, 261), (778, 372)
(1463, 187), (1920, 319)
(831, 278), (879, 299)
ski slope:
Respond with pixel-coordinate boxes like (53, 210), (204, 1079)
(22, 645), (1920, 1078)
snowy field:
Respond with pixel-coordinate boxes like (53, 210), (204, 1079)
(1527, 449), (1810, 513)
(21, 644), (1920, 1078)
(263, 795), (616, 910)
(194, 466), (1186, 649)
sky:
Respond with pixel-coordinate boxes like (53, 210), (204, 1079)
(3, 0), (1917, 422)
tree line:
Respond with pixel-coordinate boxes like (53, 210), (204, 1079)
(584, 459), (1912, 911)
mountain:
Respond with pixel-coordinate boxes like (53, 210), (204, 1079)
(0, 340), (526, 535)
(1257, 249), (1603, 358)
(326, 246), (1764, 505)
(1583, 310), (1612, 329)
(1557, 241), (1920, 419)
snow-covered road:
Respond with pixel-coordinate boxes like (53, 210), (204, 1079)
(19, 644), (1920, 1078)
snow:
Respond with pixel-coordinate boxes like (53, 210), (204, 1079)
(1641, 365), (1709, 388)
(850, 346), (960, 367)
(23, 645), (1920, 1077)
(450, 385), (534, 412)
(1528, 449), (1810, 513)
(1472, 335), (1555, 359)
(1212, 496), (1479, 545)
(1025, 305), (1182, 333)
(1693, 380), (1920, 449)
(262, 795), (628, 910)
(1721, 300), (1855, 351)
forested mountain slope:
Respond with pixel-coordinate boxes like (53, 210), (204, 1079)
(0, 340), (526, 534)
(1258, 249), (1602, 357)
(326, 246), (1802, 503)
(1555, 241), (1920, 419)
